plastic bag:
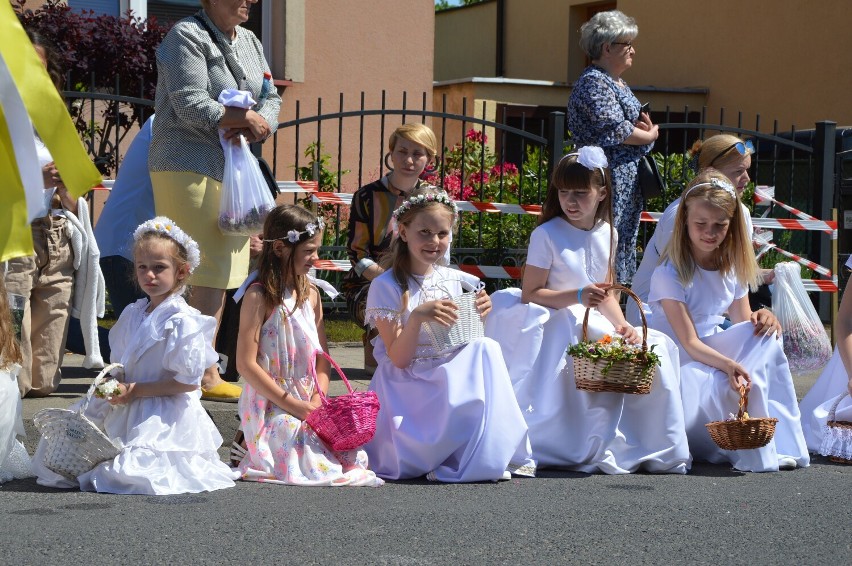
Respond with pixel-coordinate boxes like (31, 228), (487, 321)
(771, 262), (832, 373)
(217, 89), (275, 235)
(218, 135), (276, 235)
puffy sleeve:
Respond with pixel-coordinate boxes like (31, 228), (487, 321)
(365, 272), (403, 327)
(161, 313), (219, 386)
(648, 262), (687, 304)
(732, 277), (749, 301)
(525, 225), (553, 270)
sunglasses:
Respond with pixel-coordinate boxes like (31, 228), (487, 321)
(710, 140), (754, 166)
(611, 42), (635, 51)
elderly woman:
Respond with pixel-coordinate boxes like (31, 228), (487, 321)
(148, 0), (281, 401)
(567, 10), (657, 285)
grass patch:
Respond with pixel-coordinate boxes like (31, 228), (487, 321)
(324, 318), (363, 343)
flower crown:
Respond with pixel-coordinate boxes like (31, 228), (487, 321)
(392, 190), (458, 221)
(684, 177), (737, 200)
(559, 146), (608, 175)
(133, 216), (201, 273)
(264, 216), (325, 244)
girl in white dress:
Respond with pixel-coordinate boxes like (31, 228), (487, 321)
(0, 281), (33, 483)
(235, 205), (382, 486)
(33, 217), (238, 494)
(798, 255), (852, 457)
(628, 134), (774, 325)
(647, 170), (809, 472)
(486, 147), (690, 474)
(365, 186), (535, 482)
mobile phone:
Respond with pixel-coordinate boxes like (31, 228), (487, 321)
(640, 102), (651, 115)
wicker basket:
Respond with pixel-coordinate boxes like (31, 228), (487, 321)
(569, 285), (656, 394)
(33, 363), (123, 480)
(819, 393), (852, 464)
(705, 385), (778, 450)
(305, 350), (380, 452)
(424, 284), (485, 355)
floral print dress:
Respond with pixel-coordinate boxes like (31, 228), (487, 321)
(237, 289), (383, 486)
(568, 64), (652, 285)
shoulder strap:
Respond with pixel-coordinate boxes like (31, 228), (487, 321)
(192, 14), (245, 87)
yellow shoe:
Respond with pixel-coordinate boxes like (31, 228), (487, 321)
(201, 381), (242, 403)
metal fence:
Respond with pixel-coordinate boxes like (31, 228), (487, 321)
(65, 88), (841, 317)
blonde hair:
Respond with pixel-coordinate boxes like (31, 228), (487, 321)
(661, 169), (760, 290)
(389, 123), (438, 160)
(0, 277), (22, 369)
(381, 185), (458, 311)
(690, 134), (754, 172)
(539, 152), (616, 283)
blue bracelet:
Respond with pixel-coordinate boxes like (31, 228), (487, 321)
(577, 288), (583, 305)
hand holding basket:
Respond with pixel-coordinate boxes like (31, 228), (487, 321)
(568, 285), (658, 394)
(423, 280), (486, 355)
(305, 350), (380, 452)
(33, 363), (123, 480)
(705, 385), (778, 450)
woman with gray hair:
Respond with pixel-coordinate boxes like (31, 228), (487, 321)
(568, 10), (657, 285)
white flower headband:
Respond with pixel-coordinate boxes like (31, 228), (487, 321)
(133, 216), (201, 273)
(684, 177), (737, 200)
(264, 216), (326, 244)
(392, 190), (458, 221)
(559, 146), (608, 176)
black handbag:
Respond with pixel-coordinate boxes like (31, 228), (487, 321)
(637, 154), (665, 199)
(193, 14), (279, 201)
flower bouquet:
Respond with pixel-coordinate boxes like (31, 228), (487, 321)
(565, 285), (660, 394)
(94, 379), (122, 399)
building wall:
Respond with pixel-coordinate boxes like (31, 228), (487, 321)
(275, 0), (435, 193)
(434, 1), (497, 82)
(435, 0), (852, 130)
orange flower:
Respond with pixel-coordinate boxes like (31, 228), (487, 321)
(597, 334), (612, 344)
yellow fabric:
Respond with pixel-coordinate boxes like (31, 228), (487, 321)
(0, 5), (101, 261)
(151, 171), (250, 289)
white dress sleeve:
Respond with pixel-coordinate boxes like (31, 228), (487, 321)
(648, 262), (687, 304)
(525, 225), (553, 270)
(161, 313), (219, 386)
(365, 272), (404, 327)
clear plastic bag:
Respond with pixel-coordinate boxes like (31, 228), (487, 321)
(218, 134), (276, 235)
(771, 262), (832, 373)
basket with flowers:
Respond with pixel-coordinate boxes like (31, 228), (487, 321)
(565, 285), (660, 394)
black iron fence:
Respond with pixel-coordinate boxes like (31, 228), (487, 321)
(65, 87), (842, 317)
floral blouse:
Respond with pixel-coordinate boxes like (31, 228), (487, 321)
(567, 65), (651, 168)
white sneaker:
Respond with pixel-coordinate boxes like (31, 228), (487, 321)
(491, 470), (512, 483)
(778, 457), (798, 470)
(425, 471), (438, 482)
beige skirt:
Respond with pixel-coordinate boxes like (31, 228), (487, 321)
(150, 171), (250, 289)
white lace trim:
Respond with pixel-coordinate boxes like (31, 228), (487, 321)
(365, 307), (401, 328)
(0, 440), (33, 483)
(819, 423), (852, 461)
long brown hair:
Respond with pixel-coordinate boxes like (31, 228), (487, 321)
(26, 28), (64, 93)
(256, 205), (319, 312)
(539, 151), (617, 283)
(380, 186), (458, 311)
(0, 277), (22, 369)
(661, 169), (760, 290)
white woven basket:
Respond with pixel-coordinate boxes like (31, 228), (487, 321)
(425, 288), (484, 355)
(33, 363), (123, 480)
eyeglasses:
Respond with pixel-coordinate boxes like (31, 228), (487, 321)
(710, 140), (755, 166)
(612, 42), (635, 51)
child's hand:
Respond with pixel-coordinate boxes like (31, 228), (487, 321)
(614, 324), (640, 345)
(108, 382), (136, 405)
(751, 308), (782, 338)
(578, 283), (609, 308)
(760, 268), (775, 285)
(475, 289), (492, 319)
(725, 360), (751, 392)
(413, 299), (458, 327)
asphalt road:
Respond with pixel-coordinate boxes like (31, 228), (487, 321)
(3, 348), (849, 565)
